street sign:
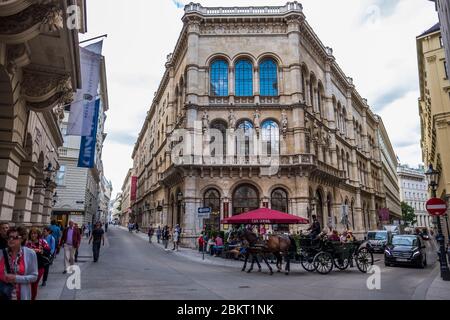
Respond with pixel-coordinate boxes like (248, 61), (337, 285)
(426, 198), (448, 216)
(198, 207), (212, 215)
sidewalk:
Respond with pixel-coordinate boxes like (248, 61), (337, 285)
(119, 226), (246, 269)
(37, 234), (109, 300)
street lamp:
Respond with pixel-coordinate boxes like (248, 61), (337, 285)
(425, 164), (450, 281)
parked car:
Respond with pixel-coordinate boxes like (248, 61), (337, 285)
(366, 230), (392, 253)
(384, 235), (427, 268)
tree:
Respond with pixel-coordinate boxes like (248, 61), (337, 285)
(401, 202), (417, 226)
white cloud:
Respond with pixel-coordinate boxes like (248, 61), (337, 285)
(80, 0), (438, 196)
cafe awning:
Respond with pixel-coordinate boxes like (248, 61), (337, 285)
(221, 208), (309, 225)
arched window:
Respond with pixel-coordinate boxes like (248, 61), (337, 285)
(235, 59), (253, 97)
(210, 120), (228, 158)
(271, 189), (289, 213)
(261, 120), (280, 157)
(210, 60), (229, 96)
(259, 59), (278, 96)
(236, 120), (254, 158)
(204, 189), (221, 213)
(233, 184), (260, 215)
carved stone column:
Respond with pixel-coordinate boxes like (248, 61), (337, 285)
(42, 185), (55, 226)
(0, 143), (26, 224)
(12, 161), (38, 226)
(31, 188), (45, 226)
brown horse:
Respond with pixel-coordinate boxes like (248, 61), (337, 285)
(237, 229), (293, 275)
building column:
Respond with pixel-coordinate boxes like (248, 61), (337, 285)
(354, 191), (364, 235)
(31, 188), (45, 226)
(0, 143), (25, 224)
(12, 161), (38, 226)
(42, 186), (55, 226)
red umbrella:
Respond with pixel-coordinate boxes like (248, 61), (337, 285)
(221, 208), (309, 225)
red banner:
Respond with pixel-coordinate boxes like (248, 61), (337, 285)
(379, 208), (390, 222)
(131, 176), (137, 202)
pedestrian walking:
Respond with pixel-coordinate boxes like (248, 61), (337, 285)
(49, 221), (61, 254)
(74, 223), (81, 262)
(172, 228), (179, 251)
(135, 222), (140, 233)
(0, 222), (10, 250)
(148, 226), (154, 243)
(0, 227), (38, 300)
(104, 222), (108, 233)
(41, 227), (56, 287)
(156, 226), (161, 244)
(84, 224), (90, 239)
(89, 222), (105, 263)
(87, 222), (92, 238)
(26, 228), (50, 300)
(60, 221), (81, 274)
(162, 226), (170, 250)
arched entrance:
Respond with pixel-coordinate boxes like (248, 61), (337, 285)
(232, 184), (259, 215)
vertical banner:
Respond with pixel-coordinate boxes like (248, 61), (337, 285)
(379, 208), (390, 222)
(67, 43), (103, 136)
(130, 176), (138, 202)
(78, 99), (100, 168)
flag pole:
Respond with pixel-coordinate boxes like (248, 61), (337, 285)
(79, 34), (108, 44)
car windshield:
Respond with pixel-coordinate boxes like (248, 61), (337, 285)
(392, 236), (418, 247)
(368, 232), (387, 240)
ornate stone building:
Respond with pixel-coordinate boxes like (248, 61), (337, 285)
(0, 0), (86, 226)
(131, 2), (394, 245)
(417, 22), (450, 240)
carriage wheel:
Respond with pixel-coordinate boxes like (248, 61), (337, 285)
(313, 252), (334, 275)
(300, 252), (316, 272)
(333, 257), (350, 270)
(355, 247), (374, 273)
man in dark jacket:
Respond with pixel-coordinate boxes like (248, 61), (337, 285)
(307, 215), (321, 240)
(0, 222), (9, 250)
(60, 221), (81, 273)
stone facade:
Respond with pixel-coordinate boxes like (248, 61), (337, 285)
(120, 168), (132, 226)
(417, 23), (450, 240)
(376, 118), (401, 222)
(0, 0), (86, 226)
(130, 2), (395, 245)
(432, 0), (450, 77)
(397, 165), (433, 228)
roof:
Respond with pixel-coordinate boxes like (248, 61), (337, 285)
(418, 22), (441, 38)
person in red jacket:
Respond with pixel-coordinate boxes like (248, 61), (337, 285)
(26, 228), (50, 300)
(59, 221), (81, 274)
(198, 234), (205, 252)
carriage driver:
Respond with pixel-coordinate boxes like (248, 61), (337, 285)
(307, 215), (321, 240)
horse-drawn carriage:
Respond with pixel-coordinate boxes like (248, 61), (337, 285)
(297, 236), (374, 274)
(221, 208), (374, 275)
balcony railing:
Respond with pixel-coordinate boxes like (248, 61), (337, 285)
(209, 96), (229, 105)
(185, 2), (303, 16)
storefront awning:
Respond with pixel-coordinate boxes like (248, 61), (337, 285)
(221, 208), (309, 225)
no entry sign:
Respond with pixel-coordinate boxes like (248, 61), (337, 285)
(426, 198), (448, 216)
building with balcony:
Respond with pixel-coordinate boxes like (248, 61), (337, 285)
(52, 42), (109, 227)
(120, 168), (133, 226)
(130, 2), (396, 245)
(397, 164), (433, 228)
(0, 0), (87, 226)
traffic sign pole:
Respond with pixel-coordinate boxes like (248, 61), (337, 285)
(427, 197), (450, 281)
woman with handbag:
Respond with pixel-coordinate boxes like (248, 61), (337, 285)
(42, 227), (56, 287)
(26, 228), (50, 300)
(0, 227), (38, 300)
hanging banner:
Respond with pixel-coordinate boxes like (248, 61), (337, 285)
(77, 99), (100, 168)
(67, 42), (103, 136)
(131, 176), (138, 202)
(379, 208), (390, 222)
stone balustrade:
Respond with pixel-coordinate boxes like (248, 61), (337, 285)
(184, 2), (303, 16)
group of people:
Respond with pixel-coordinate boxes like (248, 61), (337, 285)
(305, 214), (355, 243)
(147, 224), (182, 251)
(198, 233), (224, 256)
(0, 219), (106, 301)
(128, 222), (139, 233)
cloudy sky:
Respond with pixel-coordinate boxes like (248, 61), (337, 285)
(79, 0), (438, 198)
